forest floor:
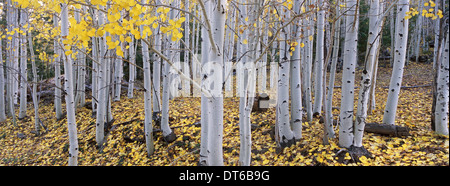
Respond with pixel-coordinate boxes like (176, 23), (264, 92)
(0, 62), (448, 166)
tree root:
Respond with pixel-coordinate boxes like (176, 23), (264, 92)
(335, 145), (373, 164)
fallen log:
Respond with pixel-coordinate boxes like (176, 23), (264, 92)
(364, 123), (410, 137)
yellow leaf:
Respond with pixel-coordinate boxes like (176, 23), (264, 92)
(65, 50), (73, 56)
(125, 36), (132, 43)
(430, 0), (436, 7)
(300, 42), (305, 48)
(152, 22), (159, 29)
(116, 47), (124, 57)
(242, 39), (248, 44)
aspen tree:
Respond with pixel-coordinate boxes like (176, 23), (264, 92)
(382, 0), (410, 126)
(18, 8), (27, 119)
(61, 3), (79, 166)
(276, 2), (294, 148)
(291, 0), (304, 140)
(53, 14), (63, 120)
(313, 0), (325, 116)
(139, 0), (154, 155)
(339, 0), (359, 148)
(354, 0), (383, 147)
(0, 36), (6, 122)
(207, 0), (226, 166)
(435, 31), (449, 136)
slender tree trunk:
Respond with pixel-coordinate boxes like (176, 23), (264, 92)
(325, 1), (341, 143)
(339, 0), (359, 148)
(138, 0), (155, 155)
(291, 0), (303, 140)
(304, 0), (314, 121)
(382, 0), (410, 125)
(206, 0), (226, 166)
(199, 0), (211, 165)
(61, 3), (79, 166)
(96, 5), (107, 146)
(0, 37), (6, 122)
(53, 14), (63, 120)
(18, 8), (28, 119)
(313, 0), (325, 116)
(354, 0), (382, 147)
(28, 29), (41, 135)
(276, 4), (294, 148)
(128, 35), (136, 98)
(434, 31), (449, 135)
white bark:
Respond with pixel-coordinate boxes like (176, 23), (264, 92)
(304, 0), (314, 121)
(5, 0), (17, 126)
(153, 26), (162, 113)
(339, 0), (359, 148)
(276, 5), (294, 148)
(199, 0), (211, 165)
(0, 36), (6, 122)
(53, 14), (63, 120)
(291, 0), (303, 140)
(18, 8), (28, 119)
(325, 2), (340, 142)
(435, 31), (449, 136)
(206, 0), (226, 166)
(28, 28), (41, 135)
(128, 34), (136, 98)
(61, 3), (78, 166)
(161, 1), (176, 140)
(138, 0), (154, 155)
(382, 0), (409, 125)
(183, 0), (191, 97)
(432, 0), (440, 69)
(74, 9), (86, 107)
(313, 0), (325, 115)
(96, 6), (107, 146)
(414, 0), (423, 63)
(354, 0), (382, 147)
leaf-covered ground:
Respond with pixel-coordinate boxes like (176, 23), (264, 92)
(0, 62), (448, 166)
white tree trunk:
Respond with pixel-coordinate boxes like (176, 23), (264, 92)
(161, 1), (176, 142)
(28, 29), (41, 135)
(435, 31), (449, 136)
(354, 0), (382, 147)
(18, 8), (28, 119)
(0, 37), (6, 122)
(53, 14), (63, 120)
(325, 2), (341, 142)
(61, 3), (79, 166)
(414, 0), (423, 63)
(153, 28), (162, 113)
(74, 9), (86, 107)
(206, 0), (226, 166)
(432, 0), (440, 69)
(142, 33), (155, 157)
(140, 0), (155, 155)
(304, 1), (314, 121)
(96, 6), (107, 146)
(291, 0), (303, 140)
(339, 0), (359, 148)
(313, 0), (325, 116)
(382, 0), (409, 125)
(199, 0), (211, 165)
(183, 0), (191, 97)
(128, 35), (136, 98)
(276, 5), (294, 148)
